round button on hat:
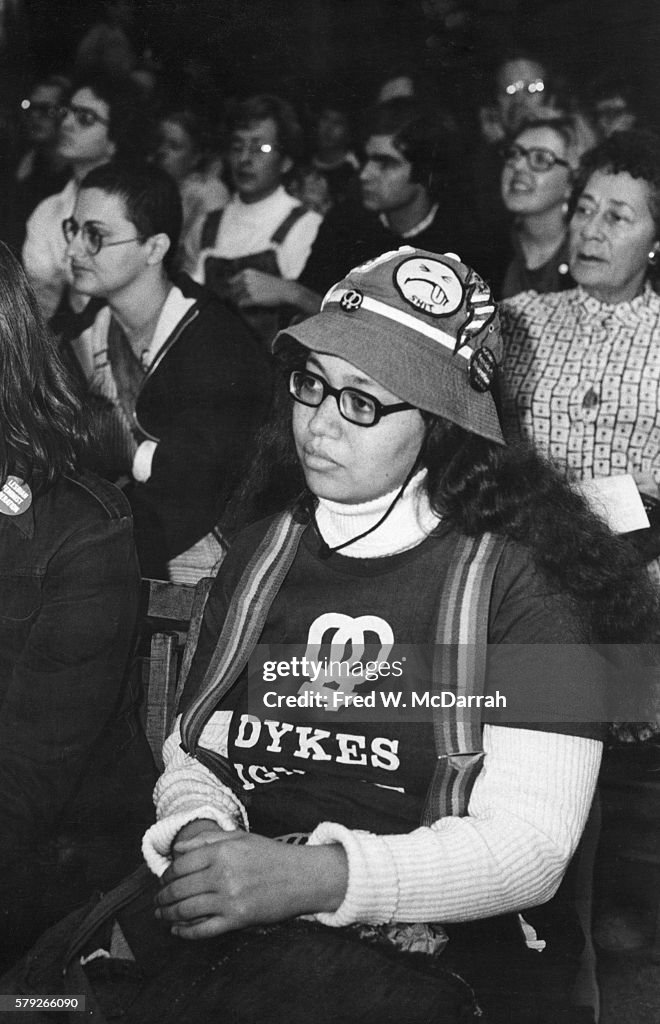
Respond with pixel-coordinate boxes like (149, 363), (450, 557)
(275, 246), (505, 444)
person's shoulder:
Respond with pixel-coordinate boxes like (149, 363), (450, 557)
(640, 281), (660, 314)
(215, 512), (302, 592)
(174, 272), (218, 310)
(174, 273), (248, 330)
(226, 512), (294, 557)
(27, 178), (75, 224)
(293, 203), (323, 231)
(182, 171), (229, 210)
(84, 298), (112, 334)
(58, 471), (133, 522)
(173, 273), (270, 358)
(275, 191), (323, 235)
(489, 533), (588, 643)
(505, 286), (576, 310)
(499, 287), (574, 327)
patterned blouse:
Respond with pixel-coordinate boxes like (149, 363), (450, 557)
(499, 283), (660, 489)
(501, 285), (660, 745)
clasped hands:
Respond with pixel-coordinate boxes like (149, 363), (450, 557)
(227, 268), (288, 308)
(154, 818), (348, 940)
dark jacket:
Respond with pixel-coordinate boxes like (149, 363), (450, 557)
(299, 200), (493, 297)
(0, 470), (155, 960)
(71, 275), (274, 578)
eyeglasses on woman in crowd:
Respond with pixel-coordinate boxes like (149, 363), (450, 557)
(57, 104), (110, 129)
(62, 217), (143, 257)
(289, 369), (413, 427)
(499, 142), (570, 173)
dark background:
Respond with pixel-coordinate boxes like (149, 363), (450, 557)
(9, 0), (660, 126)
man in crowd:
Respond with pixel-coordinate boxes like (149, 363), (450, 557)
(1, 74), (70, 254)
(23, 72), (149, 321)
(229, 97), (489, 318)
(186, 93), (322, 345)
(64, 161), (272, 581)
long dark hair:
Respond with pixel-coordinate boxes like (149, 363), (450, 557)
(0, 242), (88, 492)
(422, 417), (658, 644)
(222, 347), (659, 645)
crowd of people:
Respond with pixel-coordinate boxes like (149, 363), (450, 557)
(0, 25), (659, 1024)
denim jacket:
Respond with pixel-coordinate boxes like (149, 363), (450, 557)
(0, 470), (153, 870)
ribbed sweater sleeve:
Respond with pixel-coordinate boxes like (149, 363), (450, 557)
(142, 712), (248, 876)
(308, 725), (601, 926)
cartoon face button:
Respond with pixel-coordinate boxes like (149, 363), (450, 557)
(394, 256), (464, 318)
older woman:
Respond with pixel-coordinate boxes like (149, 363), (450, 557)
(500, 117), (581, 298)
(5, 246), (656, 1024)
(500, 129), (660, 538)
(501, 130), (660, 777)
(0, 242), (155, 968)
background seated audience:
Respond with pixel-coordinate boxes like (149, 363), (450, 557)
(22, 72), (152, 323)
(293, 95), (360, 215)
(0, 74), (70, 256)
(246, 97), (483, 320)
(585, 68), (644, 140)
(471, 50), (597, 296)
(155, 106), (229, 267)
(186, 93), (322, 346)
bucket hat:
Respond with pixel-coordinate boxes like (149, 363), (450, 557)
(275, 246), (505, 444)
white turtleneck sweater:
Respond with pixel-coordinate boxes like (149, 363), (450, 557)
(143, 475), (601, 927)
(314, 468), (440, 557)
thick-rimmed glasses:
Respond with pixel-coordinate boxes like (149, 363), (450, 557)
(500, 142), (570, 173)
(62, 217), (143, 257)
(289, 369), (413, 427)
(59, 103), (110, 128)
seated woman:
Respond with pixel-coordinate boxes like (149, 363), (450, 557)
(500, 130), (660, 949)
(500, 129), (660, 575)
(63, 161), (272, 582)
(3, 247), (657, 1023)
(0, 242), (155, 968)
(500, 116), (582, 298)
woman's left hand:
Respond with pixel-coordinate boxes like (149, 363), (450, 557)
(154, 830), (348, 939)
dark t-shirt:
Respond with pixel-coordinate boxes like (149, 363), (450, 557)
(183, 518), (603, 839)
(298, 201), (493, 297)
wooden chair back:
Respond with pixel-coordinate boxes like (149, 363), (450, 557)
(139, 576), (213, 769)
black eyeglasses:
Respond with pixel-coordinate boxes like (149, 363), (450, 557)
(62, 217), (143, 257)
(289, 369), (413, 427)
(500, 142), (570, 173)
(59, 103), (110, 129)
